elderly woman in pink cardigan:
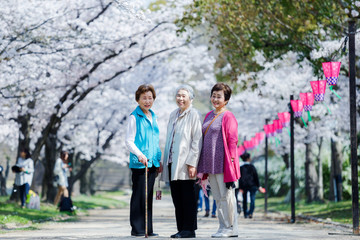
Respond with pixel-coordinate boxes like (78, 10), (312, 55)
(197, 83), (240, 238)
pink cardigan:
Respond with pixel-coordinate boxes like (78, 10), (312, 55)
(204, 110), (240, 182)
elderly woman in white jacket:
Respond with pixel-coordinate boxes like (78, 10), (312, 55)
(161, 85), (202, 239)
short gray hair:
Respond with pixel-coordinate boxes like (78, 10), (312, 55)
(175, 84), (194, 100)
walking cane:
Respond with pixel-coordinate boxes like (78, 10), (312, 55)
(145, 161), (148, 238)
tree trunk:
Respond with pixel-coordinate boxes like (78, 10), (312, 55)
(68, 130), (118, 195)
(305, 142), (320, 202)
(89, 168), (96, 195)
(0, 173), (5, 196)
(330, 136), (343, 201)
(17, 100), (35, 154)
(317, 156), (324, 200)
(68, 151), (81, 195)
(17, 114), (31, 154)
(79, 159), (90, 195)
(317, 141), (324, 200)
(42, 132), (58, 202)
(79, 164), (96, 195)
(0, 156), (10, 196)
(282, 153), (289, 169)
(69, 155), (99, 195)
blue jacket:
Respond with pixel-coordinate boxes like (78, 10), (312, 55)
(129, 106), (162, 169)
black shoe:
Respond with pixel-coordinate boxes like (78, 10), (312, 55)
(131, 232), (144, 237)
(237, 204), (242, 214)
(171, 232), (181, 238)
(178, 230), (195, 238)
(132, 232), (158, 237)
(249, 214), (253, 219)
(203, 210), (210, 217)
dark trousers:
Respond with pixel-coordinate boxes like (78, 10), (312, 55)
(130, 167), (156, 235)
(170, 178), (198, 232)
(19, 183), (30, 207)
(242, 187), (257, 217)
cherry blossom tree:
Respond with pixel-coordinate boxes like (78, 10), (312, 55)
(0, 0), (218, 198)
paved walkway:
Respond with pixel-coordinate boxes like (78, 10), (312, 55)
(0, 194), (357, 239)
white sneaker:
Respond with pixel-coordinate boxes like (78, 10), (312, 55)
(211, 228), (238, 238)
(211, 229), (221, 238)
(211, 232), (225, 238)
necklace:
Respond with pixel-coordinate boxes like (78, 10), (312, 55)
(214, 108), (226, 115)
(145, 112), (152, 118)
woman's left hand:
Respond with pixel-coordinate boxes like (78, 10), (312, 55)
(187, 165), (197, 178)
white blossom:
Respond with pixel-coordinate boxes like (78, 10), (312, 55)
(351, 10), (359, 17)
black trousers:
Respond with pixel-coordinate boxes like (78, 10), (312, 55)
(170, 174), (198, 232)
(130, 167), (157, 235)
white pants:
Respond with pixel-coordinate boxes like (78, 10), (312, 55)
(209, 173), (238, 234)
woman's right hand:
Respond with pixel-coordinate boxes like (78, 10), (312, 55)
(187, 165), (197, 178)
(138, 154), (148, 166)
(157, 162), (163, 173)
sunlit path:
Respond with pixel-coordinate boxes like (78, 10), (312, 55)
(0, 194), (356, 239)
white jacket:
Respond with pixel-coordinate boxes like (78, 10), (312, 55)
(53, 158), (68, 187)
(14, 157), (34, 186)
(161, 106), (202, 182)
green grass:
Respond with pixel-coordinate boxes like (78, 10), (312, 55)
(72, 192), (127, 210)
(256, 196), (353, 224)
(0, 196), (71, 226)
(0, 191), (127, 232)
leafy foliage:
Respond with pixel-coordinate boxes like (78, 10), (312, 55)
(177, 0), (348, 81)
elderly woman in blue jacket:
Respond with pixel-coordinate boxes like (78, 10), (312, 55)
(161, 85), (202, 238)
(125, 84), (162, 237)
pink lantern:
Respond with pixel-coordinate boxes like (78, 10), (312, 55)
(310, 80), (327, 101)
(251, 137), (259, 147)
(322, 62), (341, 85)
(264, 124), (275, 137)
(290, 100), (304, 118)
(243, 140), (253, 150)
(255, 132), (265, 143)
(238, 145), (245, 156)
(299, 92), (314, 112)
(278, 112), (290, 127)
(270, 123), (276, 136)
(273, 119), (283, 133)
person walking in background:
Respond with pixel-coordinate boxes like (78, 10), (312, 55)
(161, 85), (202, 238)
(197, 185), (217, 218)
(239, 152), (265, 219)
(197, 83), (240, 238)
(234, 185), (242, 214)
(13, 148), (34, 208)
(197, 188), (204, 212)
(203, 189), (217, 218)
(125, 84), (162, 237)
(53, 151), (72, 206)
